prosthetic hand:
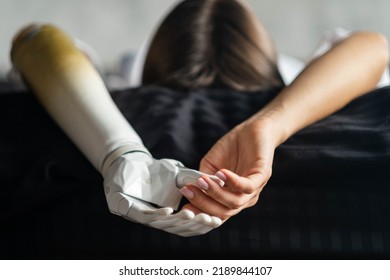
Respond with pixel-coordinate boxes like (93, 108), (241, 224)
(104, 151), (223, 236)
(11, 24), (221, 236)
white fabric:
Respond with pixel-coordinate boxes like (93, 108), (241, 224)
(277, 54), (305, 85)
(312, 28), (390, 88)
(127, 35), (150, 87)
(308, 27), (352, 61)
(278, 27), (390, 87)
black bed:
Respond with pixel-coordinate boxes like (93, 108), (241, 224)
(1, 82), (389, 259)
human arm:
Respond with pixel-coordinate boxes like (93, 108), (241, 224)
(11, 24), (222, 236)
(180, 31), (389, 220)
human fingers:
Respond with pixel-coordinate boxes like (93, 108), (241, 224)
(193, 175), (253, 210)
(148, 209), (221, 237)
(180, 186), (239, 221)
(199, 156), (219, 175)
(214, 168), (270, 194)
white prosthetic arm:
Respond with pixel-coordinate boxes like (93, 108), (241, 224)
(11, 24), (221, 236)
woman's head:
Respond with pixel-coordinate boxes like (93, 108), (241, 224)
(142, 0), (283, 91)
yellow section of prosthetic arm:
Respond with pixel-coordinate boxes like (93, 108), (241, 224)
(11, 24), (92, 95)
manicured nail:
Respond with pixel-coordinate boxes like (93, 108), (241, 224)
(180, 187), (194, 199)
(196, 178), (209, 190)
(215, 171), (227, 182)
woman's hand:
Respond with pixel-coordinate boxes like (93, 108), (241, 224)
(180, 117), (282, 222)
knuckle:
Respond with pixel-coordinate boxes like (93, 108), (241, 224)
(220, 212), (233, 221)
(208, 188), (224, 201)
(250, 195), (260, 206)
(243, 184), (256, 194)
(230, 200), (244, 209)
(199, 157), (207, 169)
(261, 166), (272, 180)
(231, 179), (244, 192)
(228, 197), (246, 210)
(199, 156), (215, 172)
(193, 199), (208, 210)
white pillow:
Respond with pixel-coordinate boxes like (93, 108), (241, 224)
(277, 54), (305, 85)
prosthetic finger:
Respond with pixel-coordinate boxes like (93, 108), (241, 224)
(110, 192), (174, 224)
(148, 211), (222, 237)
(162, 215), (222, 237)
(142, 207), (220, 237)
(176, 167), (224, 188)
(193, 214), (222, 233)
(115, 196), (221, 237)
(167, 223), (207, 237)
(147, 209), (195, 228)
(149, 219), (207, 237)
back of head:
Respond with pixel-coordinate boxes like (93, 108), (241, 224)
(142, 0), (283, 92)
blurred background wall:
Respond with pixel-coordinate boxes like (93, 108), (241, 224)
(0, 0), (389, 78)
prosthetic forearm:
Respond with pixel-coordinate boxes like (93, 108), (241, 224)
(11, 25), (139, 172)
(11, 24), (221, 236)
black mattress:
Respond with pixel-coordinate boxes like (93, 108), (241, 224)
(0, 82), (389, 259)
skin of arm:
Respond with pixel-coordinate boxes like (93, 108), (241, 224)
(180, 31), (389, 221)
(256, 32), (389, 144)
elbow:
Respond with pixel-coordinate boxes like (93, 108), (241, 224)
(353, 31), (389, 83)
(372, 33), (389, 86)
(365, 31), (389, 72)
(373, 32), (389, 69)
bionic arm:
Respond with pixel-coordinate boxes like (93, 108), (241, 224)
(12, 25), (130, 171)
(11, 24), (221, 236)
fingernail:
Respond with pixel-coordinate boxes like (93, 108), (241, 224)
(180, 187), (194, 199)
(196, 178), (209, 190)
(215, 171), (227, 182)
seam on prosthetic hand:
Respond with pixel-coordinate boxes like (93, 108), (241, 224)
(101, 144), (152, 177)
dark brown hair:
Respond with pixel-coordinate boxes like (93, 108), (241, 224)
(142, 0), (283, 91)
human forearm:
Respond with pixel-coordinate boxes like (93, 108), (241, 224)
(250, 32), (389, 145)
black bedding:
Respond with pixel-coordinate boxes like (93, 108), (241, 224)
(0, 82), (389, 259)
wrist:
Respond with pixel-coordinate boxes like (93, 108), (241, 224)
(246, 103), (293, 147)
(101, 143), (152, 177)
